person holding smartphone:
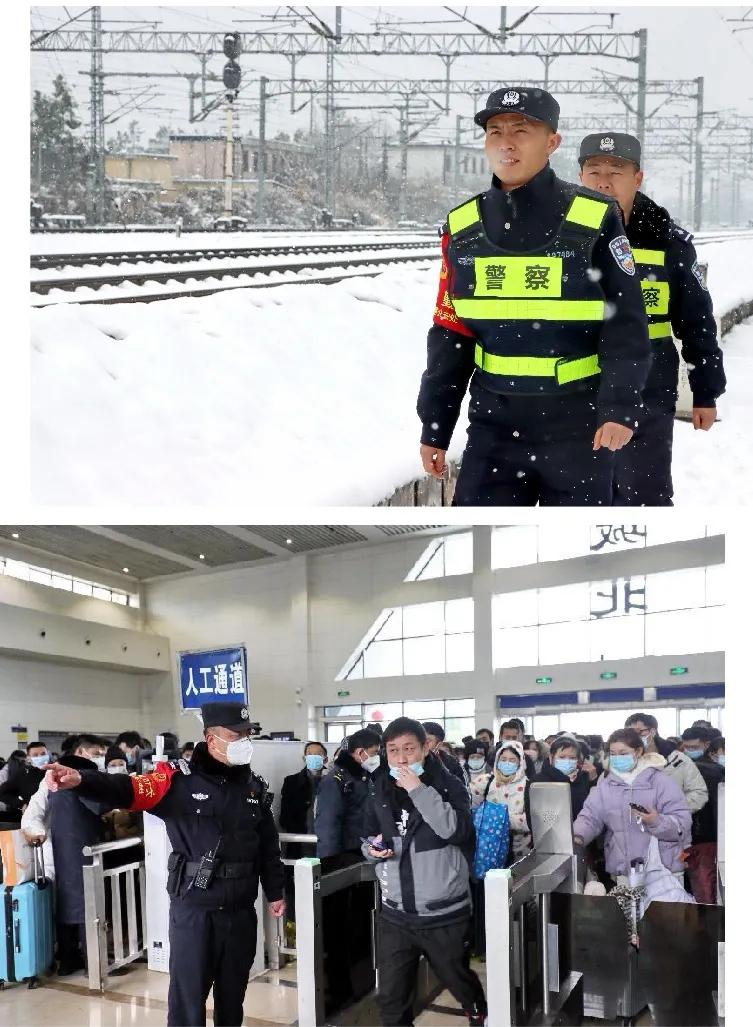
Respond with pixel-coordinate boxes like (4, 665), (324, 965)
(572, 727), (692, 888)
(362, 717), (487, 1027)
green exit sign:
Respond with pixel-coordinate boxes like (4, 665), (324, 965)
(600, 671), (618, 680)
(670, 666), (688, 676)
(535, 676), (553, 685)
(337, 689), (351, 697)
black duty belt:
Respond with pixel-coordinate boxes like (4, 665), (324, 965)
(185, 861), (256, 879)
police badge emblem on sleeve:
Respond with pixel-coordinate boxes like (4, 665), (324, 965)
(609, 235), (636, 276)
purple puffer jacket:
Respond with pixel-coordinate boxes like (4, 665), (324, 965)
(572, 757), (691, 875)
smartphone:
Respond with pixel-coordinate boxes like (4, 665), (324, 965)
(629, 802), (650, 815)
(367, 835), (387, 852)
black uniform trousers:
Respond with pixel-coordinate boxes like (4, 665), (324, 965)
(451, 383), (616, 507)
(613, 402), (675, 506)
(167, 899), (257, 1027)
(377, 913), (485, 1026)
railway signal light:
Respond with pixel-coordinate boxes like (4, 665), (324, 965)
(223, 60), (241, 95)
(223, 32), (242, 59)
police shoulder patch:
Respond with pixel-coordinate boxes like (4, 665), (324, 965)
(608, 234), (636, 276)
(691, 260), (708, 291)
(671, 221), (694, 244)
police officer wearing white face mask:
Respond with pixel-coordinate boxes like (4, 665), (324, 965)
(45, 704), (285, 1025)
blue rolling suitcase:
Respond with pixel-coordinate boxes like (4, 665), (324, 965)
(0, 844), (54, 988)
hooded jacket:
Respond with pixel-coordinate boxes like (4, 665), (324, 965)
(470, 740), (531, 859)
(361, 751), (474, 928)
(572, 752), (691, 876)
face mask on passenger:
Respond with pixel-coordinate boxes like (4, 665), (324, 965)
(305, 754), (324, 773)
(497, 760), (519, 777)
(87, 754), (106, 771)
(108, 764), (129, 775)
(609, 753), (636, 773)
(554, 758), (578, 776)
(361, 754), (381, 774)
(684, 748), (704, 761)
(715, 755), (725, 767)
(467, 756), (486, 773)
(389, 761), (424, 780)
(29, 754), (50, 769)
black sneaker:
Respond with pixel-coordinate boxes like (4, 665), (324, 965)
(465, 1007), (488, 1026)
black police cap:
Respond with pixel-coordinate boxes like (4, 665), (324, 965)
(579, 132), (641, 168)
(474, 87), (560, 132)
(201, 701), (251, 733)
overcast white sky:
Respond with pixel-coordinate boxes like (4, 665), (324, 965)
(29, 5), (753, 211)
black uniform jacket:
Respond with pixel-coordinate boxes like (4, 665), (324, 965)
(418, 164), (651, 449)
(73, 742), (284, 908)
(625, 191), (726, 409)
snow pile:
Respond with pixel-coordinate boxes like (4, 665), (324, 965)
(30, 238), (753, 507)
(695, 239), (753, 317)
(673, 318), (753, 506)
(31, 265), (453, 506)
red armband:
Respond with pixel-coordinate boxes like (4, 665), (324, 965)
(432, 231), (475, 337)
(128, 763), (178, 812)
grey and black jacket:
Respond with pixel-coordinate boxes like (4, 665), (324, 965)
(361, 752), (475, 928)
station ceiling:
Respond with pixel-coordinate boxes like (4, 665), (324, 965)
(0, 524), (459, 583)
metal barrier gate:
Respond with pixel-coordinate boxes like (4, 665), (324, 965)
(265, 831), (318, 969)
(485, 781), (724, 1026)
(294, 856), (441, 1027)
(82, 836), (146, 992)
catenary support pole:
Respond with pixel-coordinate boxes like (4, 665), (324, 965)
(694, 76), (704, 230)
(635, 28), (647, 151)
(257, 76), (267, 223)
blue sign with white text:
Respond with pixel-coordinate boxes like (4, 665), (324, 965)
(178, 646), (248, 710)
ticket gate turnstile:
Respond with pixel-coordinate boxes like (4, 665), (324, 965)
(486, 781), (724, 1026)
(295, 857), (442, 1027)
(486, 783), (585, 1027)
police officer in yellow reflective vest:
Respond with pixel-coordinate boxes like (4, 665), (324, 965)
(579, 132), (727, 505)
(417, 87), (651, 506)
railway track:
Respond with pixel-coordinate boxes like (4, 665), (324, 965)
(30, 238), (438, 272)
(30, 252), (439, 306)
(30, 230), (753, 308)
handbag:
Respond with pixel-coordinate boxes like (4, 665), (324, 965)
(641, 834), (696, 912)
(472, 777), (510, 881)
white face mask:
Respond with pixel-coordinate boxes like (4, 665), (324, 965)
(107, 765), (129, 775)
(362, 754), (381, 774)
(90, 755), (106, 771)
(224, 736), (254, 766)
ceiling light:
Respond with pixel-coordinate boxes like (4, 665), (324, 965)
(11, 532), (19, 539)
(199, 553), (205, 560)
(122, 567), (129, 573)
(286, 538), (294, 545)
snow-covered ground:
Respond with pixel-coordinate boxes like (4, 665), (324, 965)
(30, 238), (753, 508)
